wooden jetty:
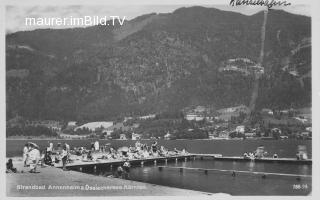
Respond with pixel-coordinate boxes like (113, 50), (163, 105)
(192, 154), (312, 165)
(58, 153), (311, 172)
(59, 155), (194, 171)
(156, 166), (312, 178)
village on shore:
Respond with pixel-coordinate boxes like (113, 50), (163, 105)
(7, 105), (311, 141)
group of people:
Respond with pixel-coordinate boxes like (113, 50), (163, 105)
(21, 142), (71, 172)
(7, 140), (189, 174)
(6, 142), (42, 173)
(70, 140), (189, 162)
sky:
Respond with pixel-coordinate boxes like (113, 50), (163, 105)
(6, 4), (310, 33)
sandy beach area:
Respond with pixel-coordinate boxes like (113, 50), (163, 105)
(6, 157), (214, 196)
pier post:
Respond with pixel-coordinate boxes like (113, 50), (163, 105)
(141, 161), (144, 167)
(94, 165), (97, 173)
(154, 160), (157, 166)
(185, 157), (187, 162)
(165, 159), (168, 165)
(175, 158), (178, 163)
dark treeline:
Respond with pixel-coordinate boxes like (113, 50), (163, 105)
(6, 126), (58, 137)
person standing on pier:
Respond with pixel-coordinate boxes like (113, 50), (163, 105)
(151, 141), (158, 154)
(23, 143), (30, 167)
(94, 141), (99, 152)
(61, 146), (68, 171)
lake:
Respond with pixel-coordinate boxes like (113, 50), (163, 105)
(6, 139), (312, 195)
(78, 157), (311, 195)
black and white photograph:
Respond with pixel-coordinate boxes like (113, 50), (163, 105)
(2, 0), (319, 198)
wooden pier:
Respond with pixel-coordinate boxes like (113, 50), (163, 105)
(60, 155), (194, 171)
(192, 154), (312, 164)
(58, 153), (311, 172)
(156, 166), (312, 178)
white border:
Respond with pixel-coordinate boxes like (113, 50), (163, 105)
(0, 0), (319, 200)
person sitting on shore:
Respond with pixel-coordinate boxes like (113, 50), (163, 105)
(174, 148), (181, 154)
(273, 153), (278, 158)
(23, 143), (30, 167)
(46, 142), (53, 155)
(87, 151), (93, 160)
(6, 159), (17, 173)
(142, 149), (150, 158)
(44, 150), (53, 166)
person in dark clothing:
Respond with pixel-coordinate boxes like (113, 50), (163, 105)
(116, 166), (124, 178)
(6, 159), (17, 173)
(123, 160), (131, 179)
(87, 151), (93, 160)
(151, 141), (158, 153)
(44, 151), (53, 166)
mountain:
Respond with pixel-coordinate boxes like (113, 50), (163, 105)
(6, 7), (311, 121)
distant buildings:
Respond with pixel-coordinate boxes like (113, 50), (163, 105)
(25, 120), (63, 131)
(132, 133), (142, 140)
(185, 114), (204, 121)
(219, 58), (264, 76)
(236, 125), (245, 134)
(67, 121), (77, 127)
(138, 114), (156, 120)
(261, 108), (273, 115)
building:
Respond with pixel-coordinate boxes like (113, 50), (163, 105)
(67, 121), (77, 127)
(185, 114), (204, 121)
(236, 125), (245, 134)
(244, 132), (256, 138)
(132, 133), (142, 140)
(25, 120), (63, 131)
(261, 108), (273, 115)
(138, 114), (156, 120)
(194, 106), (206, 113)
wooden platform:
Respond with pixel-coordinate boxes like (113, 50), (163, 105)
(59, 155), (194, 170)
(57, 153), (312, 171)
(193, 154), (312, 164)
(157, 166), (312, 178)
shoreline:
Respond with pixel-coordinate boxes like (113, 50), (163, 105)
(6, 158), (215, 196)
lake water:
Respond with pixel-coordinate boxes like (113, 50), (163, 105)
(80, 158), (311, 195)
(6, 139), (312, 195)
